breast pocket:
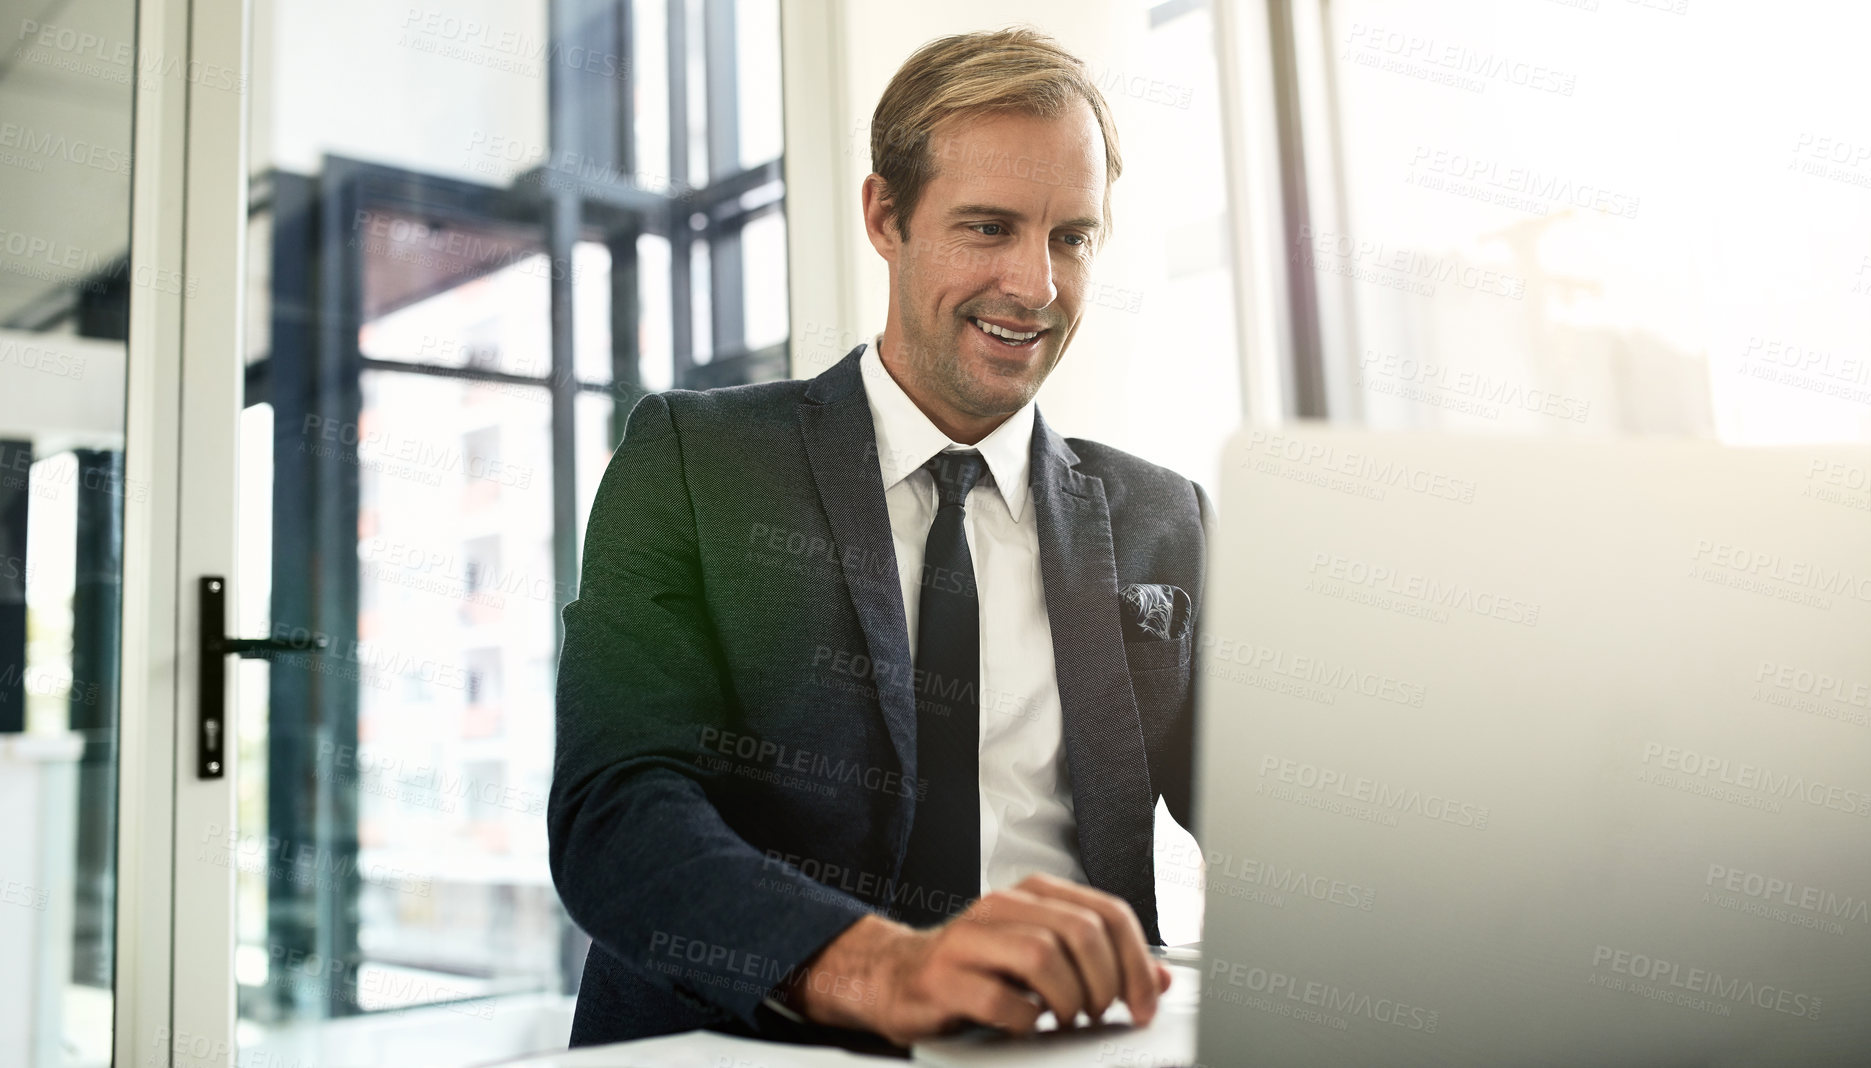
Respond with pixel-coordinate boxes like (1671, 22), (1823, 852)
(1124, 634), (1191, 699)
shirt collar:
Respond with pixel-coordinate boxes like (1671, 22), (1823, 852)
(859, 334), (1034, 523)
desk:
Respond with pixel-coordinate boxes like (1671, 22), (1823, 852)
(491, 1030), (900, 1067)
(493, 964), (1200, 1068)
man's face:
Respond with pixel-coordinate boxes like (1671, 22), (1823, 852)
(872, 100), (1108, 429)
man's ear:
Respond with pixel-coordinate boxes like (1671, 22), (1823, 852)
(860, 173), (902, 262)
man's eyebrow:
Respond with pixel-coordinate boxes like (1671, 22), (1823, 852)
(948, 203), (1103, 232)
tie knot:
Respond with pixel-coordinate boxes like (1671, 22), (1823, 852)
(923, 450), (987, 508)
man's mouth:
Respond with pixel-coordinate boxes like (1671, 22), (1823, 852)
(969, 316), (1047, 349)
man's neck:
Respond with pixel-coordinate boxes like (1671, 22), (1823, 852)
(875, 331), (1007, 446)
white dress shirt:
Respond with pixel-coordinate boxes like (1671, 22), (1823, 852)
(859, 336), (1087, 895)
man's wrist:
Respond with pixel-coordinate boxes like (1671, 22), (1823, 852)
(774, 912), (917, 1031)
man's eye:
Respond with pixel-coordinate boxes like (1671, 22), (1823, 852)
(973, 223), (1003, 236)
(1059, 233), (1087, 247)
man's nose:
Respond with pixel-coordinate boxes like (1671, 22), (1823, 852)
(997, 236), (1057, 311)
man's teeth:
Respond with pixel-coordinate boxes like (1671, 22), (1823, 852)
(972, 318), (1040, 343)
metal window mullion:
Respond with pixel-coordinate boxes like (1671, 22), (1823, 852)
(610, 0), (645, 444)
(667, 0), (694, 381)
(312, 163), (366, 1015)
(1266, 0), (1328, 419)
(703, 0), (744, 357)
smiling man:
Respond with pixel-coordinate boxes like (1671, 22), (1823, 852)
(550, 27), (1211, 1050)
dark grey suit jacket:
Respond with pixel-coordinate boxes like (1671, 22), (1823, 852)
(550, 345), (1211, 1047)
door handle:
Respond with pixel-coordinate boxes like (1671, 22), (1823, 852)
(197, 576), (328, 779)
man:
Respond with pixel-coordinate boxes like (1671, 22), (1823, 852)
(550, 27), (1211, 1049)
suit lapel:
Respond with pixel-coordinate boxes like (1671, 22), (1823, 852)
(1029, 412), (1161, 939)
(797, 347), (919, 859)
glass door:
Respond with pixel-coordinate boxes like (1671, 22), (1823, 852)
(0, 0), (193, 1062)
(178, 2), (792, 1063)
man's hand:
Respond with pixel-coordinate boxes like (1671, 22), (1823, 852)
(781, 873), (1174, 1046)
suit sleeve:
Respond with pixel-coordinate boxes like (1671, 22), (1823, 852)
(548, 392), (872, 1028)
(1160, 479), (1215, 833)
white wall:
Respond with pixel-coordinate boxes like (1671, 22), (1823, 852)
(782, 0), (1244, 491)
(254, 0), (549, 183)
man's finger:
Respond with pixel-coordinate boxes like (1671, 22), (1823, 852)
(958, 890), (1122, 1018)
(944, 966), (1046, 1035)
(1015, 874), (1161, 1024)
(947, 919), (1086, 1024)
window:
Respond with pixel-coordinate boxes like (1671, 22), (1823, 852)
(236, 1), (789, 1059)
(1252, 0), (1871, 444)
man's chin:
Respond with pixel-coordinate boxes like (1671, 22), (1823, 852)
(952, 380), (1041, 420)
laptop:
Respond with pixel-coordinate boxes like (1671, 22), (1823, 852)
(1194, 427), (1871, 1066)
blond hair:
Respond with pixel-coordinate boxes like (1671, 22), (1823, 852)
(869, 27), (1123, 244)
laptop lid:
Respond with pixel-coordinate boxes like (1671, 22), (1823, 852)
(1196, 428), (1871, 1067)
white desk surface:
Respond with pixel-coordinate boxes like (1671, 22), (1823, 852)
(488, 1030), (901, 1067)
(490, 965), (1200, 1068)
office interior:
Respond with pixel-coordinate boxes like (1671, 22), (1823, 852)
(1, 0), (1867, 1064)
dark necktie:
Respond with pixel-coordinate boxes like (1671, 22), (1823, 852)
(894, 449), (987, 928)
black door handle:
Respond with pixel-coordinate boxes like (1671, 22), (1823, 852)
(198, 576), (328, 779)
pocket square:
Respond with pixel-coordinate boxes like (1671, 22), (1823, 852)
(1119, 582), (1190, 641)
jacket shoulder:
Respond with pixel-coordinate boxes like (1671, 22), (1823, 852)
(623, 376), (815, 443)
(1064, 437), (1204, 504)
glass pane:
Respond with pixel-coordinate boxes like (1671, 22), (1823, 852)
(238, 1), (788, 1060)
(572, 242), (613, 384)
(632, 0), (672, 191)
(358, 227), (553, 380)
(1318, 1), (1871, 445)
(690, 237), (713, 363)
(637, 233), (674, 391)
(735, 0), (785, 168)
(685, 0), (709, 182)
(572, 393), (616, 570)
(353, 371), (558, 1003)
(740, 211), (788, 351)
(0, 0), (136, 1060)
